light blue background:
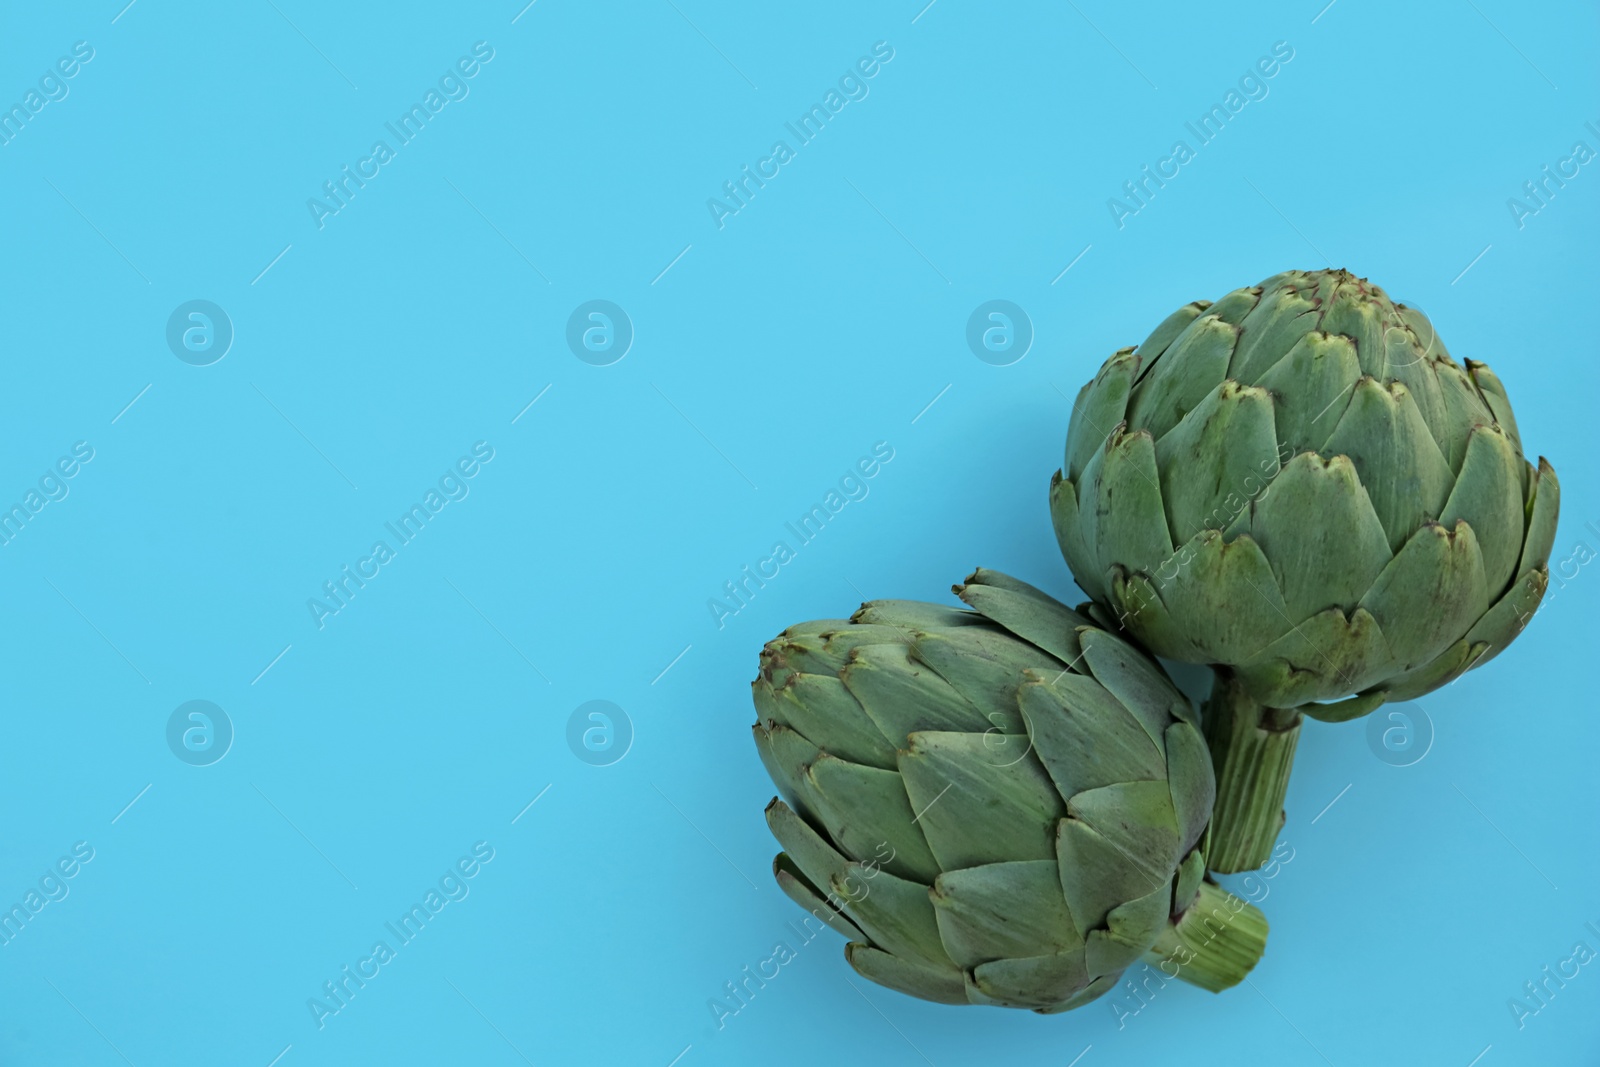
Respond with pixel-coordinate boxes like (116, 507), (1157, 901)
(1, 1), (1595, 1064)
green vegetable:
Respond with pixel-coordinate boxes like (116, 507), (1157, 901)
(1050, 269), (1558, 871)
(751, 569), (1267, 1012)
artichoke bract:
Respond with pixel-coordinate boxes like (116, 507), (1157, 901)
(751, 569), (1266, 1013)
(1050, 268), (1559, 871)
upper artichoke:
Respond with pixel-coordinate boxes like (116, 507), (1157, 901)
(751, 569), (1266, 1013)
(1050, 269), (1558, 715)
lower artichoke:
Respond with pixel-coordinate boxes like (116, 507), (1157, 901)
(751, 569), (1266, 1012)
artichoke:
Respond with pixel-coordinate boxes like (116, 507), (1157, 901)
(1050, 268), (1559, 871)
(751, 569), (1266, 1012)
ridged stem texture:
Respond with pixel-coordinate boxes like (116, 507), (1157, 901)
(1141, 879), (1270, 992)
(1203, 672), (1301, 874)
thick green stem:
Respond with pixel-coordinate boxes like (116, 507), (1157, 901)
(1141, 880), (1268, 993)
(1202, 671), (1301, 874)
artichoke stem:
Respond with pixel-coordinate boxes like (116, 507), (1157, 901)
(1142, 879), (1269, 993)
(1202, 671), (1301, 874)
